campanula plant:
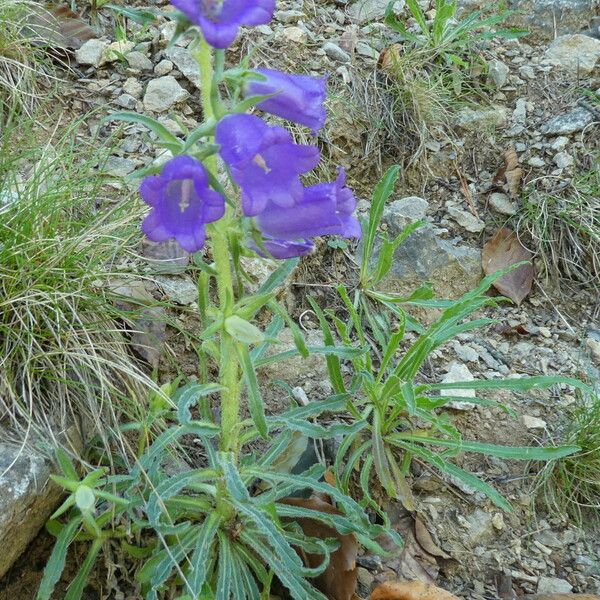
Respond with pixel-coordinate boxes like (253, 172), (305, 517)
(37, 2), (392, 599)
(38, 1), (587, 598)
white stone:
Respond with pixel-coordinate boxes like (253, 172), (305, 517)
(101, 40), (135, 66)
(123, 77), (143, 98)
(447, 205), (486, 233)
(522, 415), (547, 429)
(283, 26), (308, 43)
(487, 59), (510, 88)
(528, 156), (546, 167)
(125, 50), (153, 71)
(545, 34), (600, 76)
(441, 362), (477, 410)
(154, 59), (174, 76)
(537, 576), (573, 594)
(166, 46), (201, 88)
(554, 151), (574, 168)
(143, 76), (189, 112)
(75, 39), (109, 67)
(347, 0), (405, 23)
(550, 136), (569, 151)
(489, 192), (517, 216)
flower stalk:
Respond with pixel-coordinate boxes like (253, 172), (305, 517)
(197, 38), (241, 461)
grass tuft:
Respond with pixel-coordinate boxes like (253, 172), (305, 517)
(517, 160), (600, 290)
(536, 393), (600, 527)
(0, 112), (156, 451)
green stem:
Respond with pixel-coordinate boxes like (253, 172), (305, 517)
(196, 38), (240, 458)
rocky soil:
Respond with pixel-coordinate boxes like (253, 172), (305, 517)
(1, 0), (599, 597)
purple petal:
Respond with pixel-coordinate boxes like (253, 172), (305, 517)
(251, 238), (314, 259)
(216, 114), (270, 165)
(198, 16), (240, 49)
(248, 69), (327, 133)
(240, 0), (276, 25)
(139, 156), (225, 253)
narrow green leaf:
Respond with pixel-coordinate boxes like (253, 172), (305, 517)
(388, 433), (580, 461)
(237, 344), (268, 438)
(360, 165), (400, 283)
(426, 375), (592, 394)
(225, 315), (265, 345)
(189, 513), (221, 594)
(64, 539), (103, 600)
(104, 112), (182, 152)
(37, 517), (82, 600)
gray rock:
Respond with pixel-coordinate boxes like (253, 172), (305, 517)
(487, 59), (510, 88)
(554, 150), (574, 168)
(544, 33), (600, 76)
(347, 0), (405, 23)
(101, 40), (135, 66)
(499, 0), (597, 37)
(275, 9), (305, 23)
(104, 156), (136, 177)
(143, 76), (189, 112)
(489, 192), (517, 216)
(542, 107), (595, 135)
(528, 156), (546, 167)
(463, 509), (496, 545)
(142, 239), (190, 274)
(154, 59), (174, 76)
(125, 50), (153, 72)
(156, 275), (198, 305)
(0, 439), (63, 578)
(447, 204), (486, 233)
(322, 42), (351, 62)
(455, 106), (507, 130)
(364, 199), (482, 300)
(537, 576), (573, 594)
(441, 361), (477, 410)
(166, 46), (200, 88)
(123, 77), (143, 98)
(386, 196), (429, 221)
(116, 93), (138, 109)
(75, 39), (109, 67)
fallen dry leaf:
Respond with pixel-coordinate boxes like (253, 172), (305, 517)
(370, 580), (460, 600)
(280, 496), (358, 600)
(494, 147), (523, 198)
(482, 227), (534, 305)
(26, 5), (97, 50)
(377, 503), (450, 585)
(413, 518), (450, 560)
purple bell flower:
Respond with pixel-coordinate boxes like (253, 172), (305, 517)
(255, 168), (362, 244)
(215, 113), (320, 217)
(140, 156), (225, 253)
(246, 68), (327, 134)
(170, 0), (275, 49)
(251, 238), (315, 259)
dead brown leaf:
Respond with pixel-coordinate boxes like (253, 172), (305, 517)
(494, 147), (523, 198)
(369, 580), (460, 600)
(413, 518), (450, 560)
(482, 227), (534, 305)
(378, 504), (450, 585)
(280, 496), (358, 600)
(26, 5), (97, 50)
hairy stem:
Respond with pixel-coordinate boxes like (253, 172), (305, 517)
(196, 38), (240, 459)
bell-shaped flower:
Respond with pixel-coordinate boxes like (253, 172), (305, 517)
(171, 0), (275, 48)
(216, 113), (320, 217)
(255, 168), (361, 247)
(250, 238), (315, 259)
(246, 68), (327, 134)
(140, 156), (225, 253)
